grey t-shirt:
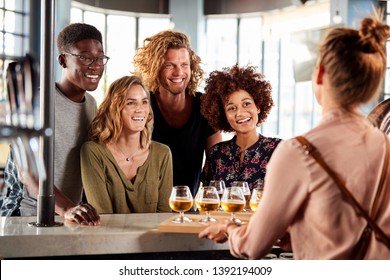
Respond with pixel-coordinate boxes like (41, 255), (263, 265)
(20, 86), (97, 216)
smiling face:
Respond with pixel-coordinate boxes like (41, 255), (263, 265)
(121, 84), (150, 134)
(60, 39), (105, 92)
(224, 89), (260, 134)
(159, 48), (191, 95)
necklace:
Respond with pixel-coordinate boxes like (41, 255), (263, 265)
(114, 144), (140, 162)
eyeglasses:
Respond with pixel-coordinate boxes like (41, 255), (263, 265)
(63, 52), (110, 66)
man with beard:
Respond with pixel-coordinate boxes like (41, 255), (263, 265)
(133, 30), (222, 196)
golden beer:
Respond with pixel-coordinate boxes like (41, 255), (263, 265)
(249, 201), (259, 212)
(249, 189), (263, 212)
(195, 199), (219, 212)
(169, 197), (193, 212)
(221, 200), (245, 213)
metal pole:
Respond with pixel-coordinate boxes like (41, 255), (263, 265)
(29, 0), (41, 61)
(29, 0), (62, 227)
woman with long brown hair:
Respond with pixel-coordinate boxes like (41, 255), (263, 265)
(81, 75), (173, 214)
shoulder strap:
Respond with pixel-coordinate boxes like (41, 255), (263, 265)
(371, 134), (390, 218)
(295, 135), (390, 249)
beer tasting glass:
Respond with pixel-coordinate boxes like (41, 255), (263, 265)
(232, 181), (251, 211)
(169, 185), (194, 223)
(195, 186), (220, 223)
(220, 186), (246, 224)
(249, 183), (264, 212)
(209, 180), (226, 210)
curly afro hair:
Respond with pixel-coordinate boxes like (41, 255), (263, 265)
(200, 64), (274, 133)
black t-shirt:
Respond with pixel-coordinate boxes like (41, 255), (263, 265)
(150, 92), (215, 196)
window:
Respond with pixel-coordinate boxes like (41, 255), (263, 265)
(138, 17), (171, 48)
(205, 3), (329, 138)
(70, 5), (171, 105)
(0, 0), (29, 165)
(0, 0), (29, 113)
(105, 15), (136, 105)
(238, 16), (262, 69)
(204, 17), (237, 74)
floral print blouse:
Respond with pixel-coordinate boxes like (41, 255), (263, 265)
(201, 135), (282, 191)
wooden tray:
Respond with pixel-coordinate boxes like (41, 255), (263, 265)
(156, 212), (253, 234)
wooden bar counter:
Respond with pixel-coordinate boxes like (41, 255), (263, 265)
(0, 213), (231, 259)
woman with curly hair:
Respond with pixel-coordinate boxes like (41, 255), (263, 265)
(80, 75), (173, 214)
(200, 11), (390, 259)
(200, 64), (282, 191)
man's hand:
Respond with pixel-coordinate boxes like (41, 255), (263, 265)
(19, 170), (39, 196)
(64, 203), (100, 226)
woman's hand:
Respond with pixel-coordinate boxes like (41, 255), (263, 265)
(198, 219), (236, 243)
(64, 203), (100, 226)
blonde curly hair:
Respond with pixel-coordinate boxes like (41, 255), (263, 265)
(133, 30), (203, 96)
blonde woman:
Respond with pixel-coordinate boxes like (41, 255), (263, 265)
(81, 76), (173, 213)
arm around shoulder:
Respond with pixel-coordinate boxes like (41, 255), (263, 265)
(206, 131), (223, 153)
(156, 143), (173, 212)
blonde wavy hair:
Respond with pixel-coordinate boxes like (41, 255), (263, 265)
(133, 30), (203, 96)
(318, 9), (390, 109)
(89, 76), (154, 149)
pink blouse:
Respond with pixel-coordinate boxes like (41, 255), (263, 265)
(228, 109), (390, 259)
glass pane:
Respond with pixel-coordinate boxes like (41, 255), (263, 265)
(104, 15), (136, 105)
(138, 17), (171, 48)
(4, 0), (13, 10)
(5, 10), (24, 34)
(278, 36), (295, 138)
(239, 17), (262, 68)
(205, 18), (237, 75)
(23, 35), (28, 53)
(4, 11), (16, 33)
(294, 81), (315, 135)
(4, 33), (23, 56)
(0, 58), (4, 100)
(84, 11), (106, 43)
(261, 37), (280, 137)
(0, 33), (3, 53)
(385, 70), (390, 95)
(71, 7), (83, 23)
(5, 0), (23, 12)
(23, 13), (29, 37)
(0, 11), (4, 31)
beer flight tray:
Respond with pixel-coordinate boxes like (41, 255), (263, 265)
(156, 212), (253, 234)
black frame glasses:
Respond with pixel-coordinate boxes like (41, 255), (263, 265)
(63, 52), (110, 66)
